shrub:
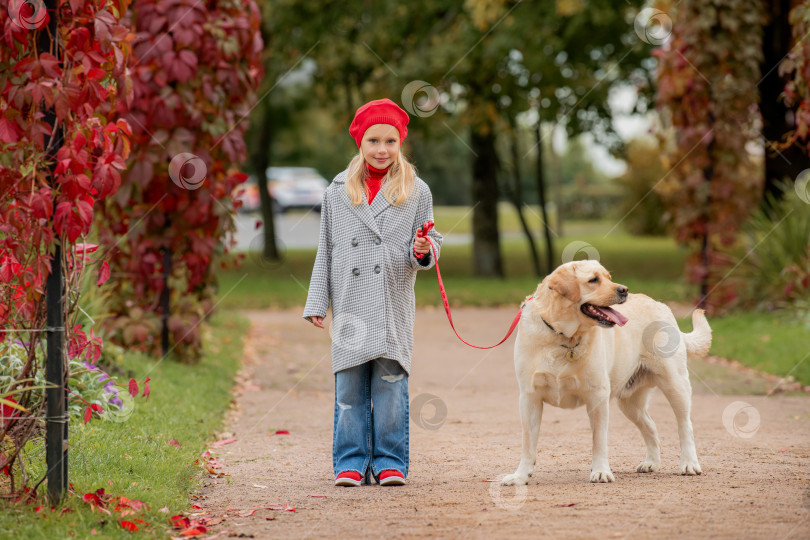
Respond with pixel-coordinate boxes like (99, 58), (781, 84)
(733, 185), (810, 314)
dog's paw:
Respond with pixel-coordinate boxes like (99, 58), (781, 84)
(589, 469), (615, 483)
(500, 473), (529, 486)
(636, 460), (660, 473)
(680, 460), (702, 476)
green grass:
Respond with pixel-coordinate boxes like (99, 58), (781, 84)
(216, 220), (691, 311)
(0, 311), (249, 539)
(707, 311), (810, 387)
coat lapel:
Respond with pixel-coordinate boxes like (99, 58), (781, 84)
(369, 185), (393, 217)
(334, 175), (382, 237)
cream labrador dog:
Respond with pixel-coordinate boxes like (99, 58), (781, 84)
(501, 260), (711, 485)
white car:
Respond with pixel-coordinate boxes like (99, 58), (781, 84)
(233, 167), (328, 213)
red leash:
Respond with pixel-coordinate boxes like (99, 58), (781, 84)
(416, 221), (525, 349)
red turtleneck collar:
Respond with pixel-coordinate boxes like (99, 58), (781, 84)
(364, 162), (389, 204)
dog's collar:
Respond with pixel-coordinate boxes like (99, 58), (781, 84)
(541, 316), (562, 335)
(541, 316), (582, 361)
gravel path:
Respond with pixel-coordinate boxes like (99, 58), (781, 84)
(196, 307), (810, 539)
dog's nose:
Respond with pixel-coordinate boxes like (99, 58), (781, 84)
(617, 285), (628, 297)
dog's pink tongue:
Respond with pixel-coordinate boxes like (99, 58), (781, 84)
(597, 306), (629, 327)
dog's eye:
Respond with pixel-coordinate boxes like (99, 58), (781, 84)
(589, 277), (599, 283)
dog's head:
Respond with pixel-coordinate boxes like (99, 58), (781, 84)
(535, 261), (629, 336)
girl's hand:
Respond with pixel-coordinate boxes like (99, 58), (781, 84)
(413, 228), (430, 255)
(311, 316), (325, 328)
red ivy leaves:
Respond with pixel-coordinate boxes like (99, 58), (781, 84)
(95, 0), (263, 362)
(128, 378), (138, 398)
(97, 261), (110, 286)
(127, 377), (151, 400)
(83, 403), (103, 425)
(68, 324), (103, 363)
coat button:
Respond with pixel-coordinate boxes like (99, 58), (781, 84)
(351, 238), (358, 247)
(352, 268), (360, 276)
(374, 265), (381, 274)
(374, 237), (381, 245)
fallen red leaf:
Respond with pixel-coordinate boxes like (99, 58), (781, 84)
(210, 438), (236, 447)
(179, 525), (207, 536)
(170, 514), (191, 529)
(285, 505), (296, 512)
(273, 430), (290, 435)
(119, 520), (139, 532)
(82, 492), (102, 506)
(167, 439), (182, 448)
(114, 496), (147, 512)
(237, 509), (257, 517)
(142, 377), (151, 400)
(128, 378), (138, 398)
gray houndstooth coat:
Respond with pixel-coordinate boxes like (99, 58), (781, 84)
(302, 169), (443, 375)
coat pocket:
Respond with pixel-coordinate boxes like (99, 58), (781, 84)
(383, 244), (412, 292)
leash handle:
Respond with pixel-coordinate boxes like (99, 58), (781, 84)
(423, 235), (523, 349)
(413, 220), (434, 259)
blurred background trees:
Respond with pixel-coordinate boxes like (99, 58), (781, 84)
(246, 0), (809, 313)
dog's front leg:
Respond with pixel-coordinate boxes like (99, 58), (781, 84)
(501, 392), (543, 486)
(586, 392), (615, 483)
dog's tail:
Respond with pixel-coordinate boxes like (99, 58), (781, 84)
(681, 309), (712, 358)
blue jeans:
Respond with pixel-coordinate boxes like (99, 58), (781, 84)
(333, 357), (409, 481)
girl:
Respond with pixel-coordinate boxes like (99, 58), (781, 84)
(302, 98), (443, 487)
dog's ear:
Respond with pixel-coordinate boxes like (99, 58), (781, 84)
(547, 265), (581, 303)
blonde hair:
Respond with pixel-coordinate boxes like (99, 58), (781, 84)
(345, 149), (416, 206)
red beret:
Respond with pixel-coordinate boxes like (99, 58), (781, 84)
(349, 98), (409, 147)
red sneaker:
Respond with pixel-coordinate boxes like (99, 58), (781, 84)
(335, 471), (362, 487)
(378, 470), (405, 486)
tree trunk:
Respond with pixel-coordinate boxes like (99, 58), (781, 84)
(535, 122), (555, 275)
(506, 119), (541, 277)
(252, 102), (280, 262)
(550, 131), (564, 237)
(759, 0), (806, 203)
(470, 119), (503, 278)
